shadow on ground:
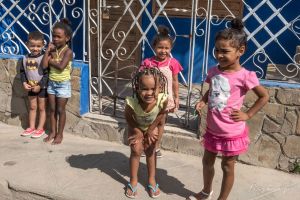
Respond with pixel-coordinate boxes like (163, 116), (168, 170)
(66, 151), (192, 198)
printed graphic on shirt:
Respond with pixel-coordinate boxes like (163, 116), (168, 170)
(26, 58), (39, 86)
(26, 58), (38, 71)
(208, 74), (230, 111)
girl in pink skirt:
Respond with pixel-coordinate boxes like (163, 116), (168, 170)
(187, 18), (269, 200)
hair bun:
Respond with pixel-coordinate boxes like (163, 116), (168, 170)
(60, 18), (71, 26)
(231, 18), (244, 31)
(157, 26), (169, 36)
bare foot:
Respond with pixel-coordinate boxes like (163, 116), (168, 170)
(43, 133), (55, 143)
(52, 134), (63, 145)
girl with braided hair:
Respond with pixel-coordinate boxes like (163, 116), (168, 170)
(141, 25), (183, 158)
(124, 67), (168, 199)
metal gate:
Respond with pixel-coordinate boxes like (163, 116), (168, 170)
(87, 0), (300, 129)
(1, 0), (299, 130)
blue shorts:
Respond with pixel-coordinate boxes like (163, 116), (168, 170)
(47, 80), (71, 98)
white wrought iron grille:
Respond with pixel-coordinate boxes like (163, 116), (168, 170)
(1, 0), (299, 129)
(88, 0), (299, 129)
(0, 0), (86, 60)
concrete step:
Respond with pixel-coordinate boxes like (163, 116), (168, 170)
(78, 113), (204, 157)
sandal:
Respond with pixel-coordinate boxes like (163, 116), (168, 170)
(186, 190), (213, 200)
(125, 183), (137, 199)
(147, 183), (160, 198)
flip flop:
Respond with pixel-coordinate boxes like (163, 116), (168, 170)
(125, 183), (137, 199)
(186, 190), (213, 200)
(147, 183), (160, 198)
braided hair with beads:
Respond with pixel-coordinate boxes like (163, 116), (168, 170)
(131, 67), (168, 100)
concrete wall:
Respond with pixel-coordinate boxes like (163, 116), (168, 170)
(0, 57), (300, 173)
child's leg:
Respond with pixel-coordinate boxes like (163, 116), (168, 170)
(44, 94), (56, 142)
(145, 128), (160, 197)
(52, 97), (68, 144)
(217, 155), (237, 200)
(28, 96), (38, 129)
(202, 150), (217, 194)
(188, 150), (217, 200)
(127, 127), (144, 196)
(36, 96), (47, 130)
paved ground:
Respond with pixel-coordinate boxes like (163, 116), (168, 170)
(0, 122), (299, 200)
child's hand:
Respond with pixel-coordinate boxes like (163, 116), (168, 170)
(199, 136), (204, 146)
(230, 109), (250, 121)
(195, 101), (206, 115)
(171, 98), (179, 112)
(145, 130), (158, 146)
(31, 85), (41, 93)
(23, 82), (31, 91)
(46, 42), (55, 52)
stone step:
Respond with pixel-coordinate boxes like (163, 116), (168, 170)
(72, 113), (204, 157)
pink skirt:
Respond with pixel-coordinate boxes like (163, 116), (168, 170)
(203, 127), (250, 156)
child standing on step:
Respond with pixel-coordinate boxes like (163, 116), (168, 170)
(124, 67), (168, 198)
(42, 19), (73, 145)
(20, 31), (48, 138)
(187, 18), (269, 200)
(140, 26), (183, 157)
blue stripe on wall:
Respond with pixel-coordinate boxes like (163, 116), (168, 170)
(73, 61), (89, 115)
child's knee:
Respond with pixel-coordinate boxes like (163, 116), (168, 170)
(221, 158), (236, 173)
(202, 154), (216, 167)
(29, 104), (37, 111)
(56, 107), (66, 115)
(131, 144), (143, 156)
(202, 158), (214, 168)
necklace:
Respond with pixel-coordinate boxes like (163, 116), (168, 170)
(54, 45), (68, 62)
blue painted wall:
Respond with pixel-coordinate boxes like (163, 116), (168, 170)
(72, 62), (89, 115)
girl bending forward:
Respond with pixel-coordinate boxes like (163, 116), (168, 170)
(125, 67), (168, 199)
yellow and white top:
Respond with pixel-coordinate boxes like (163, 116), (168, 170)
(125, 93), (168, 131)
(49, 45), (72, 82)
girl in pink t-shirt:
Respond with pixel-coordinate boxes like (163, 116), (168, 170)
(140, 26), (183, 157)
(187, 18), (269, 200)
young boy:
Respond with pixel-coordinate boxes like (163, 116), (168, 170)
(20, 31), (48, 138)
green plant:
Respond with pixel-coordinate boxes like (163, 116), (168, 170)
(292, 162), (300, 174)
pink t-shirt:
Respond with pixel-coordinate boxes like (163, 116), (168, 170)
(141, 57), (183, 110)
(205, 66), (259, 138)
(141, 57), (183, 75)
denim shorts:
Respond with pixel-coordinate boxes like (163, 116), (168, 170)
(47, 80), (71, 98)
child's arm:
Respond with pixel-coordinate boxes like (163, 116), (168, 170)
(49, 49), (73, 71)
(172, 74), (179, 111)
(20, 58), (31, 91)
(42, 43), (54, 69)
(124, 105), (143, 145)
(195, 90), (209, 114)
(145, 100), (168, 145)
(231, 85), (269, 121)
